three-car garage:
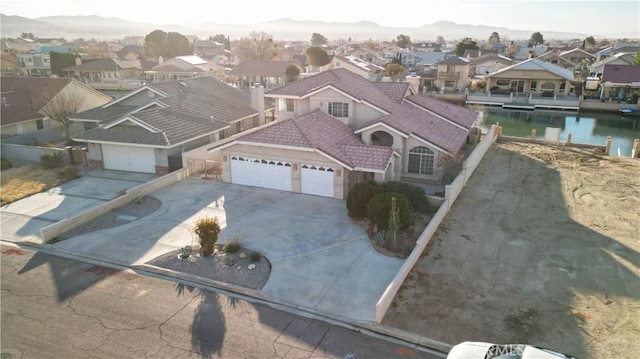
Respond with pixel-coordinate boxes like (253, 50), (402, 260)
(229, 156), (335, 198)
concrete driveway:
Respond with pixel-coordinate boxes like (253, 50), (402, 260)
(2, 173), (403, 323)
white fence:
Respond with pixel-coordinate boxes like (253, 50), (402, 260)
(375, 125), (500, 323)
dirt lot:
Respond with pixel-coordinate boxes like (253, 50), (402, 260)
(383, 141), (639, 359)
(0, 162), (62, 205)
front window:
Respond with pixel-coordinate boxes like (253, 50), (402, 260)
(328, 102), (349, 118)
(444, 80), (454, 88)
(530, 80), (537, 91)
(408, 146), (435, 175)
(278, 98), (294, 112)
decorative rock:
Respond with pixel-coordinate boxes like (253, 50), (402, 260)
(238, 252), (247, 259)
(248, 264), (256, 270)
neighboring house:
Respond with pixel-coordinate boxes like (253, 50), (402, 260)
(463, 49), (499, 59)
(0, 77), (111, 138)
(64, 57), (146, 81)
(70, 76), (270, 174)
(116, 45), (144, 61)
(347, 47), (387, 67)
(208, 68), (477, 199)
(536, 51), (577, 70)
(322, 54), (384, 81)
(401, 51), (445, 70)
(485, 58), (575, 96)
(435, 57), (471, 92)
(194, 40), (226, 58)
(1, 55), (18, 75)
(228, 60), (303, 89)
(412, 42), (442, 52)
(558, 48), (595, 67)
(599, 64), (640, 102)
(16, 51), (52, 77)
(145, 55), (226, 82)
(468, 53), (515, 79)
(588, 52), (636, 78)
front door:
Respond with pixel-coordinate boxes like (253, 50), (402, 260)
(510, 80), (525, 94)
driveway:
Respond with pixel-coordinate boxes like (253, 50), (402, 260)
(2, 173), (403, 323)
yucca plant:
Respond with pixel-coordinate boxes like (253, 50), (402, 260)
(194, 216), (221, 257)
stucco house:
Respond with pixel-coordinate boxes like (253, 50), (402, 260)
(70, 76), (270, 174)
(321, 54), (385, 81)
(228, 60), (304, 89)
(485, 58), (575, 96)
(208, 68), (477, 199)
(144, 55), (226, 82)
(468, 53), (515, 79)
(435, 57), (471, 92)
(1, 77), (111, 138)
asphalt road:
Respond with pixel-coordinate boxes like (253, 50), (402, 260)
(0, 244), (442, 359)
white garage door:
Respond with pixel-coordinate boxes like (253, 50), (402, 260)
(102, 144), (156, 173)
(230, 156), (292, 191)
(301, 164), (334, 197)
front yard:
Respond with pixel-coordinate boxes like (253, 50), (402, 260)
(0, 161), (66, 205)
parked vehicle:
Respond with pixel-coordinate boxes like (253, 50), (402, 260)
(447, 342), (577, 359)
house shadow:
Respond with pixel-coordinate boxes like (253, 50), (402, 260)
(383, 144), (639, 359)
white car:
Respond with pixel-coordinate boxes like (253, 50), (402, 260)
(447, 342), (577, 359)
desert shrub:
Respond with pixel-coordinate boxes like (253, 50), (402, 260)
(194, 216), (221, 257)
(1, 158), (12, 170)
(249, 251), (262, 262)
(366, 192), (412, 230)
(222, 237), (242, 254)
(346, 181), (383, 218)
(40, 152), (64, 169)
(59, 166), (79, 181)
(382, 181), (430, 214)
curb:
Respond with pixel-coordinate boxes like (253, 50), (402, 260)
(1, 240), (450, 357)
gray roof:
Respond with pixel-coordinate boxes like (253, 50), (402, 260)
(488, 58), (575, 81)
(72, 76), (257, 146)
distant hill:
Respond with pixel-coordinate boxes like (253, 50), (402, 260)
(1, 14), (633, 42)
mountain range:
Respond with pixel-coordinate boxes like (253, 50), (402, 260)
(1, 14), (632, 42)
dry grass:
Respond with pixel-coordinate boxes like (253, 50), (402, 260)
(1, 163), (63, 205)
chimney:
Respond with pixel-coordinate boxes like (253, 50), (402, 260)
(158, 56), (164, 64)
(405, 75), (420, 94)
(251, 84), (265, 125)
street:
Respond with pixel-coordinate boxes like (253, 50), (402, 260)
(0, 245), (441, 358)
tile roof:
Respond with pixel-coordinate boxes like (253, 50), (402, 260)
(601, 64), (640, 83)
(0, 77), (73, 126)
(467, 53), (514, 66)
(266, 68), (475, 154)
(488, 58), (575, 81)
(405, 95), (478, 128)
(150, 56), (221, 73)
(71, 104), (142, 122)
(235, 110), (394, 171)
(374, 82), (410, 103)
(64, 57), (142, 72)
(229, 60), (297, 77)
(73, 108), (229, 146)
(437, 56), (471, 65)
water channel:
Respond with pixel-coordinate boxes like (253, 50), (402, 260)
(477, 108), (640, 156)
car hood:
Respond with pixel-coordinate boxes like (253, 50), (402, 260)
(447, 342), (493, 358)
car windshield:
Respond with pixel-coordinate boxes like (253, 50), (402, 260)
(485, 344), (526, 359)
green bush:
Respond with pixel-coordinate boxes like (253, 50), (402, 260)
(367, 192), (412, 230)
(59, 166), (80, 181)
(40, 152), (64, 169)
(222, 238), (242, 254)
(194, 216), (221, 257)
(1, 158), (13, 170)
(249, 251), (262, 262)
(382, 181), (430, 214)
(346, 181), (383, 218)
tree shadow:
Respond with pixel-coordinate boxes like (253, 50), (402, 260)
(189, 291), (226, 358)
(382, 144), (639, 359)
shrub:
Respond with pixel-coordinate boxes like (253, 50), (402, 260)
(178, 246), (192, 259)
(1, 158), (12, 170)
(382, 181), (430, 214)
(346, 181), (383, 218)
(366, 192), (412, 230)
(222, 237), (242, 254)
(194, 216), (221, 257)
(249, 251), (262, 262)
(40, 152), (64, 169)
(59, 166), (79, 181)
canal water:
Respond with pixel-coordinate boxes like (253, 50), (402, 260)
(478, 109), (640, 156)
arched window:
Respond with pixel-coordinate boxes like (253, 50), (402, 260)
(408, 146), (435, 175)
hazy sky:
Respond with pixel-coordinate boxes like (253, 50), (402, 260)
(1, 0), (639, 36)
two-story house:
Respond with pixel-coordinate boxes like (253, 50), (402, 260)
(321, 55), (384, 81)
(435, 57), (471, 92)
(207, 68), (477, 199)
